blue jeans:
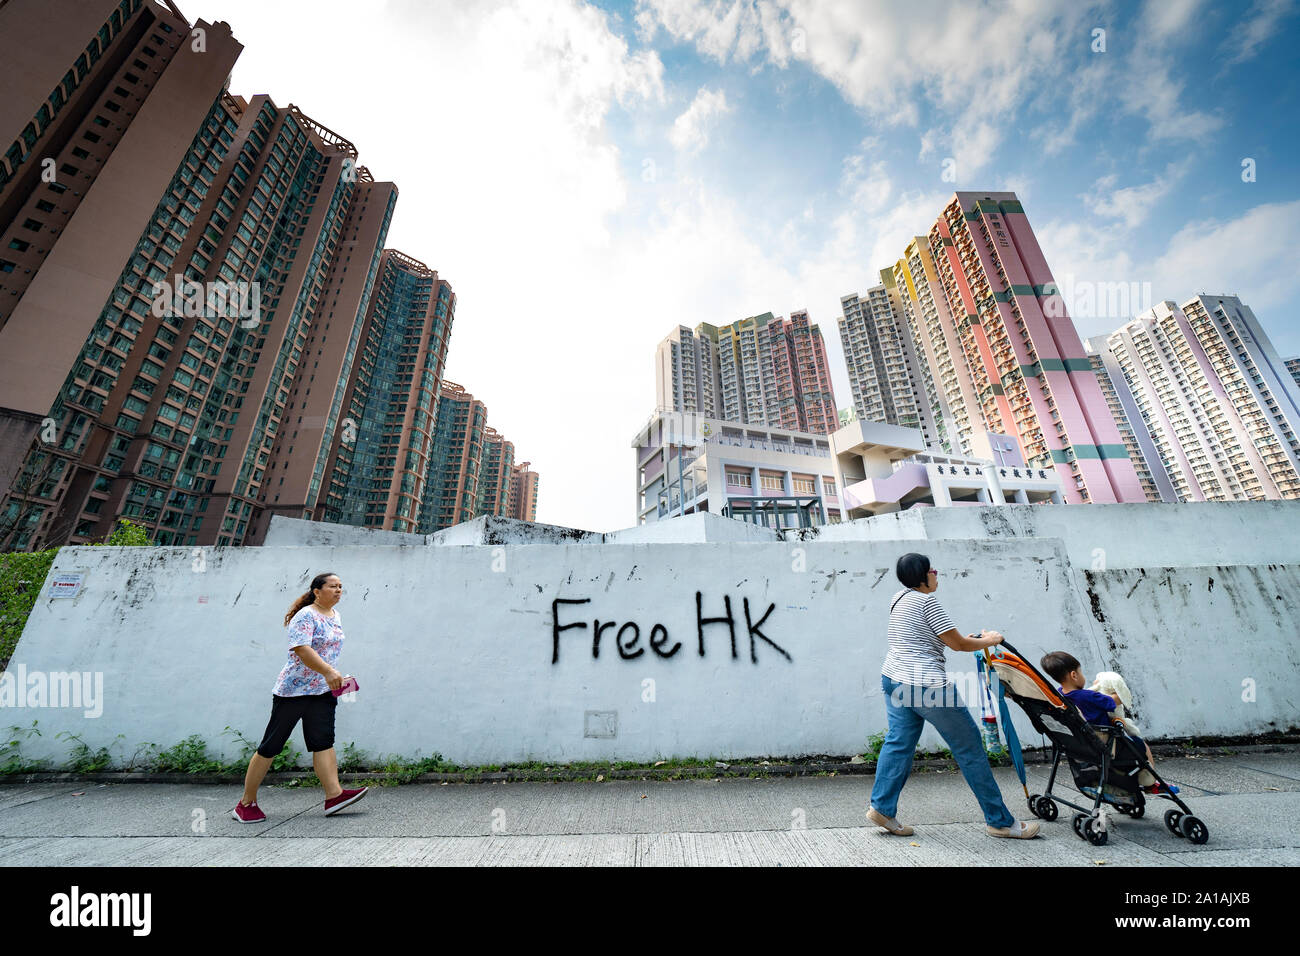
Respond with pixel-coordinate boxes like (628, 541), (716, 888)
(870, 675), (1016, 828)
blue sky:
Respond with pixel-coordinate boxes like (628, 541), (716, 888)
(186, 0), (1300, 530)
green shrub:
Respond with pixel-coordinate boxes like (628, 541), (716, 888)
(0, 548), (58, 670)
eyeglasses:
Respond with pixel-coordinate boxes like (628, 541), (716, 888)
(928, 568), (939, 576)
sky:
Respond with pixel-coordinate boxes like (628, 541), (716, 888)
(183, 0), (1300, 532)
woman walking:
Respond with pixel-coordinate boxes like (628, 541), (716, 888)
(233, 572), (368, 822)
(866, 552), (1039, 840)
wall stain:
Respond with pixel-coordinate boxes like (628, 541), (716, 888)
(1207, 576), (1214, 592)
(1087, 587), (1106, 623)
(871, 569), (888, 590)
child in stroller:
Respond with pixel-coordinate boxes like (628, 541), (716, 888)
(986, 642), (1209, 846)
(1040, 651), (1176, 796)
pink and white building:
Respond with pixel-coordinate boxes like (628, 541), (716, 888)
(927, 193), (1147, 504)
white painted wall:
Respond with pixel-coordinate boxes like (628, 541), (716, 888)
(808, 501), (1300, 569)
(5, 529), (1297, 767)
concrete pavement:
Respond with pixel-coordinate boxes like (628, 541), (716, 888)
(2, 750), (1297, 866)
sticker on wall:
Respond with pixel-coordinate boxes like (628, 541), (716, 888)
(48, 573), (85, 600)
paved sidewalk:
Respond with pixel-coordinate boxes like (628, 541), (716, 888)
(2, 751), (1297, 866)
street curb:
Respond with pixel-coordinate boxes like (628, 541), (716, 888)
(3, 740), (1296, 786)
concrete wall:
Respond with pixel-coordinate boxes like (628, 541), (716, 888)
(804, 501), (1300, 569)
(5, 529), (1297, 766)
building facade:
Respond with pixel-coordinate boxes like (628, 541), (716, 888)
(926, 192), (1146, 503)
(829, 419), (1064, 520)
(838, 282), (934, 442)
(506, 460), (539, 522)
(657, 312), (837, 435)
(314, 249), (455, 535)
(475, 427), (515, 518)
(891, 237), (983, 458)
(634, 411), (840, 528)
(1103, 297), (1300, 502)
(1084, 335), (1175, 503)
(655, 325), (719, 418)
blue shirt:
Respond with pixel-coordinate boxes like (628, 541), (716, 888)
(1063, 688), (1116, 725)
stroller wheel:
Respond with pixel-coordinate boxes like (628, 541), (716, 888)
(1028, 793), (1042, 817)
(1035, 797), (1058, 821)
(1083, 817), (1108, 846)
(1178, 815), (1209, 845)
(1072, 812), (1088, 840)
(1164, 808), (1185, 836)
(1130, 801), (1145, 819)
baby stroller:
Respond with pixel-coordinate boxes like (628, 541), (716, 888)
(986, 641), (1209, 846)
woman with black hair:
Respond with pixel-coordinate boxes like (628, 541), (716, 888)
(232, 572), (368, 823)
(865, 552), (1040, 840)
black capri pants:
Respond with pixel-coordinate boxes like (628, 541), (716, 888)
(256, 692), (337, 757)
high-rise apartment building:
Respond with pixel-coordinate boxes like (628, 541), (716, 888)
(659, 312), (837, 435)
(926, 192), (1145, 503)
(1287, 356), (1300, 389)
(655, 325), (718, 417)
(891, 238), (984, 457)
(1084, 336), (1168, 502)
(313, 249), (455, 535)
(475, 427), (515, 518)
(0, 1), (481, 550)
(418, 381), (486, 533)
(0, 0), (245, 546)
(838, 281), (938, 445)
(767, 310), (838, 435)
(507, 461), (539, 522)
(1103, 297), (1300, 502)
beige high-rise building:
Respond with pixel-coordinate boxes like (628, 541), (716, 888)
(659, 312), (837, 435)
(838, 279), (938, 447)
(655, 325), (719, 417)
(1103, 296), (1300, 502)
(507, 461), (539, 522)
(892, 237), (983, 457)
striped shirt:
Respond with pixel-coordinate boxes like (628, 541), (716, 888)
(881, 589), (957, 687)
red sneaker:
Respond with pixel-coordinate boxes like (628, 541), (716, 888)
(231, 800), (267, 824)
(324, 786), (368, 816)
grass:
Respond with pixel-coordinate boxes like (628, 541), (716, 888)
(0, 721), (1022, 783)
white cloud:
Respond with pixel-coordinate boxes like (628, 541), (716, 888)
(1037, 200), (1300, 348)
(637, 0), (1229, 154)
(669, 87), (732, 152)
(1147, 200), (1300, 314)
(1140, 0), (1206, 44)
(1082, 160), (1191, 230)
(1220, 0), (1296, 66)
